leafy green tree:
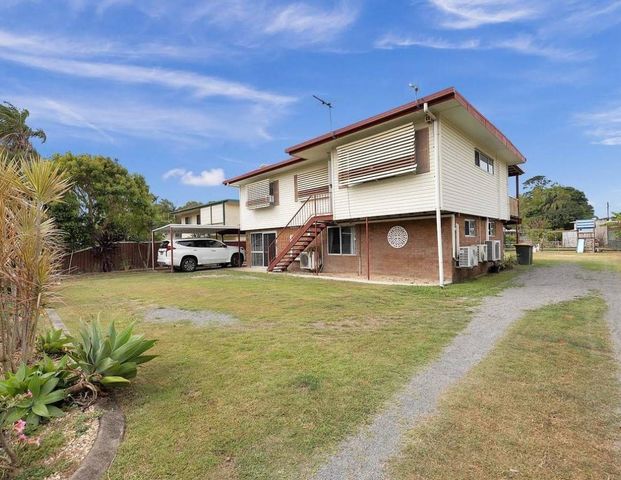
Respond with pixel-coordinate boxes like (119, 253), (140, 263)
(50, 153), (156, 270)
(153, 198), (176, 228)
(0, 102), (46, 154)
(177, 200), (203, 210)
(521, 176), (594, 230)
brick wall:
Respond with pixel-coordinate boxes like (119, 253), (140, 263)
(248, 214), (505, 284)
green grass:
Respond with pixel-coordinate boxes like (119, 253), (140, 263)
(52, 268), (520, 479)
(534, 250), (621, 273)
(389, 295), (621, 480)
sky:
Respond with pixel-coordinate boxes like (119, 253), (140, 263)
(1, 0), (620, 217)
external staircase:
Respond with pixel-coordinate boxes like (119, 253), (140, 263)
(266, 194), (332, 273)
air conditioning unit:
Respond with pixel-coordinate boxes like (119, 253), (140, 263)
(486, 240), (502, 261)
(493, 240), (502, 261)
(478, 244), (488, 262)
(458, 246), (479, 268)
(299, 251), (315, 270)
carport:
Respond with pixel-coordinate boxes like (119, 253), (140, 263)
(150, 224), (243, 272)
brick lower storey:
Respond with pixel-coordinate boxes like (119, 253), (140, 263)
(246, 213), (505, 284)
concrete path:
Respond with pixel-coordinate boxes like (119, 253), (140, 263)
(312, 264), (619, 480)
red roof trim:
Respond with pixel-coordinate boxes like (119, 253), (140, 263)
(223, 87), (526, 185)
(223, 156), (305, 185)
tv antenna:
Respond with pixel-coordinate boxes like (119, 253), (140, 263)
(409, 83), (420, 104)
(313, 94), (335, 138)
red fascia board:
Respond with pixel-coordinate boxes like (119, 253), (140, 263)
(223, 157), (305, 185)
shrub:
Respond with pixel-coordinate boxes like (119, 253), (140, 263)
(36, 329), (72, 355)
(0, 363), (67, 427)
(68, 320), (156, 396)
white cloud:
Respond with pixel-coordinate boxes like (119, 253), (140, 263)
(579, 105), (621, 146)
(5, 94), (284, 144)
(0, 51), (294, 105)
(163, 168), (226, 186)
(264, 2), (357, 39)
(186, 0), (358, 46)
(375, 33), (581, 61)
(427, 0), (542, 29)
(375, 34), (480, 50)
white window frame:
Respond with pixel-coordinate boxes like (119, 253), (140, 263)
(475, 150), (494, 175)
(327, 226), (356, 256)
(488, 220), (496, 238)
(464, 219), (476, 237)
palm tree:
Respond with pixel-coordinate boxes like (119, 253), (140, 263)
(0, 102), (46, 154)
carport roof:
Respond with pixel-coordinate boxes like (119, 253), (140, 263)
(151, 223), (242, 234)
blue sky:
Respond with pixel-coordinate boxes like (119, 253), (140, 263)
(1, 0), (620, 216)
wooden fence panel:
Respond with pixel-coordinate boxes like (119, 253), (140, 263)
(62, 242), (160, 274)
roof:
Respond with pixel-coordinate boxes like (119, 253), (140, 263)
(151, 223), (241, 234)
(223, 87), (526, 185)
(172, 199), (238, 215)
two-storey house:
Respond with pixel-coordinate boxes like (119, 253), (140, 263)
(224, 87), (524, 285)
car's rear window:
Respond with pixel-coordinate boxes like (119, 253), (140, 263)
(159, 241), (169, 249)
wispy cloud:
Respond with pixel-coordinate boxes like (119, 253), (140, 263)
(5, 94), (284, 144)
(186, 0), (358, 46)
(163, 168), (226, 186)
(375, 33), (582, 61)
(0, 51), (294, 105)
(427, 0), (541, 29)
(578, 105), (621, 146)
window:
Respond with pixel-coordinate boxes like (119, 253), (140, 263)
(196, 214), (201, 224)
(184, 216), (190, 224)
(328, 226), (356, 255)
(295, 167), (329, 201)
(205, 240), (226, 248)
(488, 220), (496, 237)
(475, 150), (494, 174)
(246, 179), (279, 209)
(464, 219), (476, 237)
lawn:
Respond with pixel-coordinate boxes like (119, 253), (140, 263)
(389, 295), (621, 479)
(534, 250), (621, 272)
(52, 267), (518, 479)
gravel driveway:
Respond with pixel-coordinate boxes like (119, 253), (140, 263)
(312, 264), (621, 480)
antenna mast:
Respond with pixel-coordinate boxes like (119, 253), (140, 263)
(312, 94), (335, 138)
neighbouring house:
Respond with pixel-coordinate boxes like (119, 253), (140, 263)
(224, 87), (525, 285)
(157, 199), (244, 246)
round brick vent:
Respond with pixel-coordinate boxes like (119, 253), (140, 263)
(387, 226), (408, 248)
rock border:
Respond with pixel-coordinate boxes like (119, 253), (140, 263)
(70, 397), (125, 480)
(44, 308), (126, 480)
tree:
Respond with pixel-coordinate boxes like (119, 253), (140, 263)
(49, 153), (156, 270)
(0, 151), (70, 372)
(0, 102), (46, 154)
(177, 200), (203, 210)
(521, 176), (594, 230)
(153, 198), (176, 228)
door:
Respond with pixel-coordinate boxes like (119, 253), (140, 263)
(263, 233), (276, 267)
(250, 232), (276, 267)
(206, 239), (229, 263)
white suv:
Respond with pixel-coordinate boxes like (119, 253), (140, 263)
(158, 239), (245, 272)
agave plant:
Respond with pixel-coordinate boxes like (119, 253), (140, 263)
(36, 328), (73, 355)
(69, 320), (156, 390)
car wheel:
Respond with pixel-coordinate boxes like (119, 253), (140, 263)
(231, 253), (243, 267)
(180, 256), (197, 272)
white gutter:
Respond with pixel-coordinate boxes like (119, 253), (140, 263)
(424, 102), (444, 287)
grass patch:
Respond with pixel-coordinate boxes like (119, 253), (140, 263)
(535, 250), (621, 273)
(50, 268), (519, 479)
(389, 295), (621, 480)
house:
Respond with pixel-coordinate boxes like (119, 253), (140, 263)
(224, 87), (525, 285)
(173, 199), (240, 227)
(169, 199), (244, 245)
